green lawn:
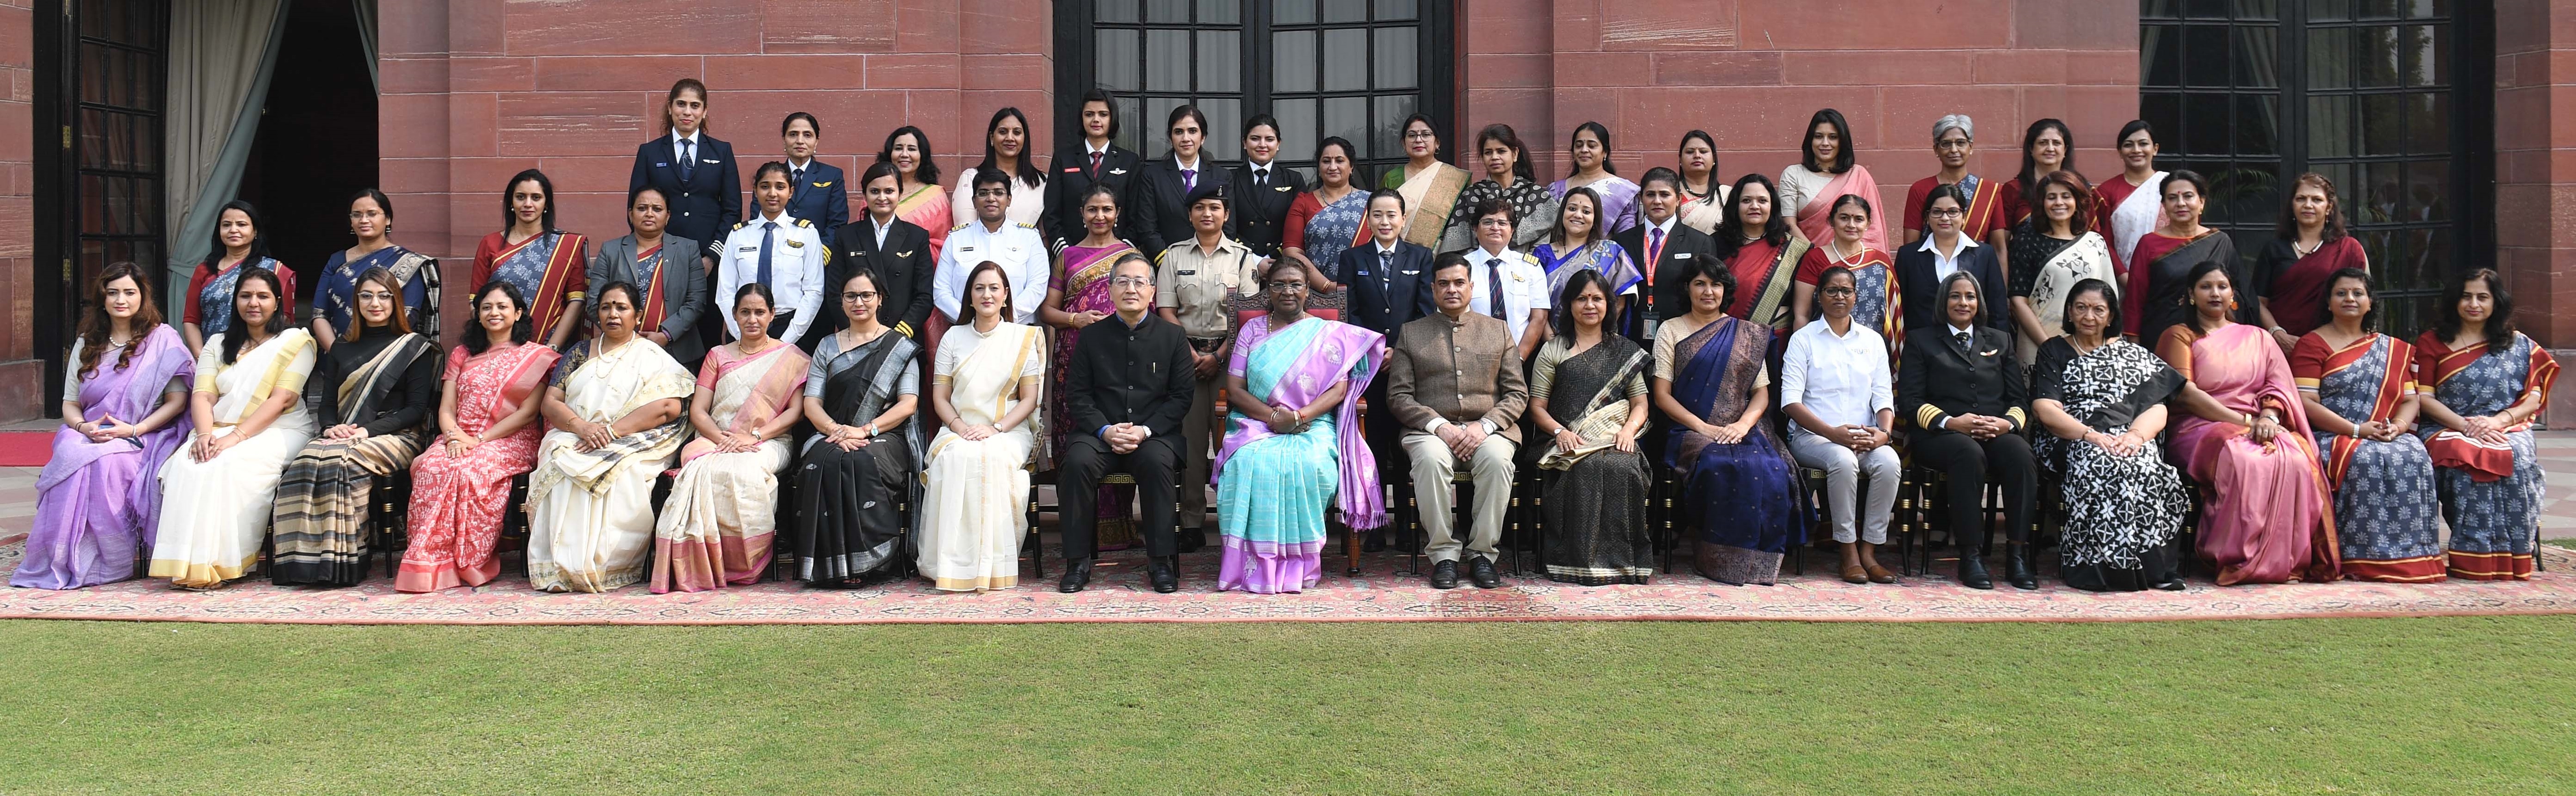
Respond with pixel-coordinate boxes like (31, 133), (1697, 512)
(4, 617), (2570, 795)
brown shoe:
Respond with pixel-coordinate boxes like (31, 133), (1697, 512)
(1864, 563), (1900, 584)
(1840, 564), (1868, 584)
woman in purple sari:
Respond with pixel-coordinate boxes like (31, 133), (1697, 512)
(14, 264), (195, 589)
(1651, 257), (1803, 585)
(1212, 259), (1387, 593)
(2159, 260), (2340, 585)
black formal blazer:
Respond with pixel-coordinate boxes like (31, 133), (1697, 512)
(1335, 241), (1439, 341)
(1041, 144), (1144, 247)
(1894, 240), (2011, 343)
(1611, 220), (1721, 329)
(1064, 312), (1199, 439)
(831, 216), (937, 342)
(1896, 323), (2029, 437)
(629, 134), (743, 262)
(1225, 162), (1308, 258)
(1124, 154), (1234, 255)
(780, 160), (849, 245)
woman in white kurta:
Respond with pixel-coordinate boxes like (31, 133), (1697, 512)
(650, 284), (808, 593)
(527, 281), (694, 592)
(919, 262), (1045, 592)
(152, 267), (317, 589)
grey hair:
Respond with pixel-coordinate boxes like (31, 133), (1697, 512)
(1933, 114), (1974, 141)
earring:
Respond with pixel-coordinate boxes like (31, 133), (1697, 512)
(2228, 298), (2239, 311)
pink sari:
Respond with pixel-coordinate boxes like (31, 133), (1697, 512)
(652, 340), (810, 593)
(1795, 165), (1888, 253)
(398, 343), (561, 592)
(2159, 323), (2340, 585)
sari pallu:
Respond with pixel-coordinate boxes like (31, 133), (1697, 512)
(2101, 171), (2167, 276)
(652, 341), (811, 593)
(397, 342), (559, 592)
(898, 184), (953, 260)
(2016, 230), (2117, 366)
(2292, 333), (2442, 582)
(2258, 236), (2367, 338)
(919, 322), (1044, 592)
(1211, 316), (1386, 593)
(1438, 179), (1557, 254)
(1791, 166), (1888, 253)
(1663, 315), (1803, 585)
(475, 231), (590, 340)
(2414, 331), (2560, 581)
(1725, 236), (1814, 334)
(1049, 243), (1142, 549)
(2031, 337), (2190, 592)
(526, 338), (696, 593)
(317, 246), (440, 339)
(1392, 161), (1472, 249)
(2158, 323), (2339, 585)
(1677, 187), (1729, 235)
(1535, 338), (1653, 586)
(151, 330), (321, 588)
(14, 326), (193, 589)
(795, 332), (922, 585)
(270, 332), (439, 586)
(191, 256), (296, 338)
(1534, 241), (1644, 333)
(2125, 230), (2246, 344)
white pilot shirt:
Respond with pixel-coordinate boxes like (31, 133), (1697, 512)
(1464, 245), (1551, 343)
(717, 210), (829, 343)
(933, 219), (1052, 326)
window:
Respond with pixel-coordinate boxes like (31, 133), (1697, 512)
(35, 0), (170, 413)
(2141, 0), (2491, 334)
(1058, 0), (1454, 185)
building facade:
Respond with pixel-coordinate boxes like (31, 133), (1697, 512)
(8, 0), (2576, 421)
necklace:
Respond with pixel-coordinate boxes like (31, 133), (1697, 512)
(1826, 240), (1862, 267)
(2293, 237), (2322, 257)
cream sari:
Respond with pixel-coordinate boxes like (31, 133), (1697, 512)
(151, 329), (319, 588)
(651, 340), (810, 593)
(2019, 231), (2117, 366)
(919, 320), (1044, 592)
(1395, 161), (1472, 249)
(527, 336), (696, 592)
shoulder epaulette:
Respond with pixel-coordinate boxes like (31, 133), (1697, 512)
(1519, 252), (1541, 266)
(950, 221), (974, 233)
(1014, 222), (1039, 230)
(793, 218), (813, 228)
(732, 221), (748, 230)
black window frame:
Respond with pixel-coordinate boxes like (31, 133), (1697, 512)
(34, 0), (173, 417)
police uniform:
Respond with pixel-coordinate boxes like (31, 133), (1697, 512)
(1152, 191), (1263, 539)
(1464, 246), (1551, 344)
(716, 210), (831, 346)
(931, 218), (1051, 326)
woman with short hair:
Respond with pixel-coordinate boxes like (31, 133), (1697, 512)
(2031, 278), (2189, 592)
(1653, 258), (1802, 585)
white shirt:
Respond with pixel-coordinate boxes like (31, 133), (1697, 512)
(1780, 318), (1893, 436)
(934, 219), (1051, 326)
(867, 213), (895, 249)
(1918, 233), (1980, 282)
(1466, 246), (1550, 342)
(717, 210), (829, 343)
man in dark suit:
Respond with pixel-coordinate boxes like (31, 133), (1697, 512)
(779, 112), (849, 244)
(1125, 104), (1233, 255)
(629, 92), (742, 351)
(1336, 188), (1437, 550)
(1895, 182), (2012, 351)
(1895, 270), (2038, 591)
(1615, 167), (1721, 344)
(1041, 89), (1144, 249)
(831, 160), (936, 345)
(1056, 253), (1198, 594)
(1226, 114), (1307, 259)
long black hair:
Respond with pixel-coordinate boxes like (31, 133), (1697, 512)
(219, 267), (289, 365)
(877, 126), (940, 187)
(501, 169), (557, 232)
(461, 279), (531, 356)
(2015, 118), (2074, 213)
(1800, 108), (1856, 174)
(2436, 268), (2516, 356)
(200, 199), (269, 271)
(974, 106), (1045, 190)
(1566, 120), (1616, 179)
(1712, 173), (1793, 259)
(1550, 268), (1615, 340)
(1475, 123), (1534, 183)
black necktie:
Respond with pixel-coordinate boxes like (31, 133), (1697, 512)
(1955, 331), (1972, 350)
(1255, 168), (1267, 189)
(792, 166), (804, 185)
(679, 138), (695, 181)
(1486, 258), (1508, 321)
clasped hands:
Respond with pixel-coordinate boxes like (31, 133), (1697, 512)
(1826, 423), (1888, 452)
(1435, 421), (1490, 461)
(1943, 413), (2010, 441)
(73, 414), (141, 444)
(1100, 422), (1149, 454)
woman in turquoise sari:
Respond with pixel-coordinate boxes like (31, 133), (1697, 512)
(311, 189), (439, 350)
(1213, 259), (1388, 593)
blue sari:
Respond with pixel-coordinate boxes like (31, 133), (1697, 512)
(316, 245), (439, 336)
(1661, 315), (1804, 584)
(1535, 240), (1643, 334)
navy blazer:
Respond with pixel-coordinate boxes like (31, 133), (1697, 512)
(1335, 240), (1439, 341)
(1124, 154), (1234, 255)
(780, 160), (849, 244)
(1225, 162), (1308, 258)
(1896, 323), (2029, 436)
(1041, 144), (1144, 247)
(629, 133), (744, 262)
(1894, 239), (2012, 345)
(831, 215), (937, 342)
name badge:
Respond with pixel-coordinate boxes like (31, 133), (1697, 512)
(1062, 167), (1083, 173)
(655, 162), (670, 168)
(1178, 269), (1197, 276)
(738, 246), (758, 252)
(958, 247), (977, 253)
(702, 158), (721, 164)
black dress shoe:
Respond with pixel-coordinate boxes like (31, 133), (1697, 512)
(1362, 527), (1389, 553)
(1057, 558), (1094, 593)
(1429, 560), (1461, 589)
(1175, 527), (1204, 553)
(1148, 557), (1180, 593)
(1469, 556), (1501, 589)
(2005, 545), (2038, 591)
(1957, 552), (1995, 590)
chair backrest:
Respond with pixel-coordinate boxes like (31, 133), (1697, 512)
(1235, 307), (1341, 326)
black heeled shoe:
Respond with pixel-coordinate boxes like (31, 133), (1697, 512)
(2005, 544), (2038, 591)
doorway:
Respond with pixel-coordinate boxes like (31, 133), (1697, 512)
(240, 0), (379, 311)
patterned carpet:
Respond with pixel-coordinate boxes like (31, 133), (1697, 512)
(3, 540), (2571, 625)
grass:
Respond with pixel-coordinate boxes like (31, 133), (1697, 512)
(3, 617), (2571, 795)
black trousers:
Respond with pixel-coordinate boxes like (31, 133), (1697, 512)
(1912, 430), (2037, 551)
(1058, 433), (1181, 559)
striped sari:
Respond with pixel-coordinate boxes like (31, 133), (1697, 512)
(269, 332), (439, 586)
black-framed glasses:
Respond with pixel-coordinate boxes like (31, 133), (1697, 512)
(1820, 286), (1858, 296)
(841, 291), (879, 302)
(1928, 207), (1966, 218)
(1933, 138), (1972, 150)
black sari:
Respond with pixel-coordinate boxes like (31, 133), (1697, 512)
(791, 331), (922, 585)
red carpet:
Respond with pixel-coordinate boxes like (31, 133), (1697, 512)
(0, 432), (50, 467)
(3, 541), (2571, 626)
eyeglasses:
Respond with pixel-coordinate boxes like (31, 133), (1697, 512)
(1820, 287), (1857, 296)
(1403, 130), (1437, 140)
(355, 290), (398, 302)
(1928, 207), (1965, 218)
(1109, 276), (1153, 288)
(841, 291), (879, 302)
(1933, 139), (1972, 150)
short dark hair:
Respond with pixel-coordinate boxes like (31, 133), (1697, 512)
(2162, 169), (2211, 200)
(877, 125), (940, 187)
(1686, 255), (1737, 310)
(2059, 278), (2122, 337)
(1469, 196), (1513, 227)
(1800, 108), (1856, 173)
(462, 279), (532, 356)
(2318, 267), (2374, 333)
(501, 168), (556, 232)
(782, 111), (819, 137)
(1431, 250), (1474, 281)
(1078, 88), (1120, 140)
(1918, 182), (1969, 234)
(1550, 268), (1615, 340)
(860, 160), (901, 190)
(1367, 187), (1407, 215)
(970, 167), (1014, 192)
(1243, 113), (1279, 139)
(1637, 166), (1683, 193)
(2436, 268), (2516, 355)
(2117, 119), (2157, 148)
